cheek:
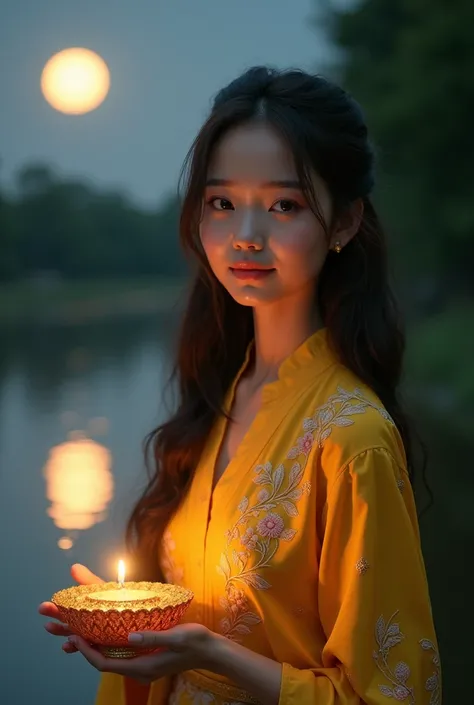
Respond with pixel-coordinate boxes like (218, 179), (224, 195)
(199, 221), (227, 260)
(199, 224), (233, 285)
(272, 220), (327, 268)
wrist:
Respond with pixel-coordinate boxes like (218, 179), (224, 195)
(202, 632), (282, 705)
(201, 630), (232, 675)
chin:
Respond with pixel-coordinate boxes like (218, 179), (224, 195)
(229, 285), (280, 307)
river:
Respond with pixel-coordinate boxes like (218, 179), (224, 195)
(0, 315), (176, 705)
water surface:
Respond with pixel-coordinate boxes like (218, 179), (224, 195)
(0, 315), (175, 705)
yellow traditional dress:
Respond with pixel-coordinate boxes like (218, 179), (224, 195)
(97, 329), (440, 705)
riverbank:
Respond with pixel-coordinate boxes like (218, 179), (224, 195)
(0, 276), (186, 326)
(2, 277), (472, 443)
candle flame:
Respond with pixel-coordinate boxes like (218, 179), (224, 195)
(118, 559), (125, 586)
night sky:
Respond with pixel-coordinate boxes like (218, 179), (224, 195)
(1, 0), (335, 207)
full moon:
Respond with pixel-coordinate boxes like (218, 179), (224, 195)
(41, 47), (110, 115)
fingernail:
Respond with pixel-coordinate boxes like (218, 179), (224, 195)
(68, 636), (77, 646)
(128, 633), (143, 644)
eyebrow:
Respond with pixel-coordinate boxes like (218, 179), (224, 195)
(205, 178), (302, 190)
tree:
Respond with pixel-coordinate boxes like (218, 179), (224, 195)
(0, 160), (20, 280)
(317, 0), (474, 300)
(0, 162), (186, 281)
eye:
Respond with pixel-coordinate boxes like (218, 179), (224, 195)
(207, 197), (234, 211)
(271, 199), (301, 214)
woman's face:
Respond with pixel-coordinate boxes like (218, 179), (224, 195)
(199, 121), (334, 308)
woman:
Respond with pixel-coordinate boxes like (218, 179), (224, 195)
(40, 66), (440, 705)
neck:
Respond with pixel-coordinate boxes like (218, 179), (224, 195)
(250, 293), (322, 385)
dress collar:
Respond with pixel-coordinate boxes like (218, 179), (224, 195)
(227, 328), (336, 407)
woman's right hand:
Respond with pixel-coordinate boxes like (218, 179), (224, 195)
(38, 563), (104, 653)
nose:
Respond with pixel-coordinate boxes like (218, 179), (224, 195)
(232, 211), (264, 251)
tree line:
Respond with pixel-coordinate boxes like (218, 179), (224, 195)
(0, 163), (186, 282)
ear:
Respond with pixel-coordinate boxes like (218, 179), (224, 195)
(329, 198), (364, 250)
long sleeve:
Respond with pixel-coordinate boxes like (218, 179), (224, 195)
(278, 447), (441, 705)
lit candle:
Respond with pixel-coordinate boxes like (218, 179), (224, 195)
(118, 559), (125, 587)
(87, 560), (160, 603)
(52, 560), (194, 658)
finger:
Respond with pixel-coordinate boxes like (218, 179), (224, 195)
(44, 621), (73, 637)
(69, 635), (172, 680)
(38, 601), (61, 618)
(68, 636), (108, 671)
(128, 630), (177, 649)
(71, 563), (104, 586)
(69, 635), (174, 681)
(62, 641), (78, 653)
(100, 648), (175, 679)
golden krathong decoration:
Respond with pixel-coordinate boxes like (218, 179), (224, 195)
(52, 581), (194, 658)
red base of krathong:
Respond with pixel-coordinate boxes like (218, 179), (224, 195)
(51, 582), (193, 659)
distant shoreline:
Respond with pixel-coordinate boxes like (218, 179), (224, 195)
(0, 276), (187, 326)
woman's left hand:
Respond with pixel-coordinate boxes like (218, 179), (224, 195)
(67, 623), (221, 684)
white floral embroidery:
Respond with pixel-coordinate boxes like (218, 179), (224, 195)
(169, 675), (246, 704)
(218, 442), (313, 640)
(168, 675), (215, 704)
(374, 612), (441, 703)
(355, 557), (370, 575)
(291, 385), (394, 453)
(345, 669), (355, 687)
(419, 639), (441, 705)
(374, 611), (416, 703)
(217, 385), (390, 642)
(161, 529), (184, 584)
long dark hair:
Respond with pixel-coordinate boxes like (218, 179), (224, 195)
(126, 66), (427, 579)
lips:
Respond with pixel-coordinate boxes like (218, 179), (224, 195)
(229, 264), (275, 281)
(230, 262), (274, 271)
